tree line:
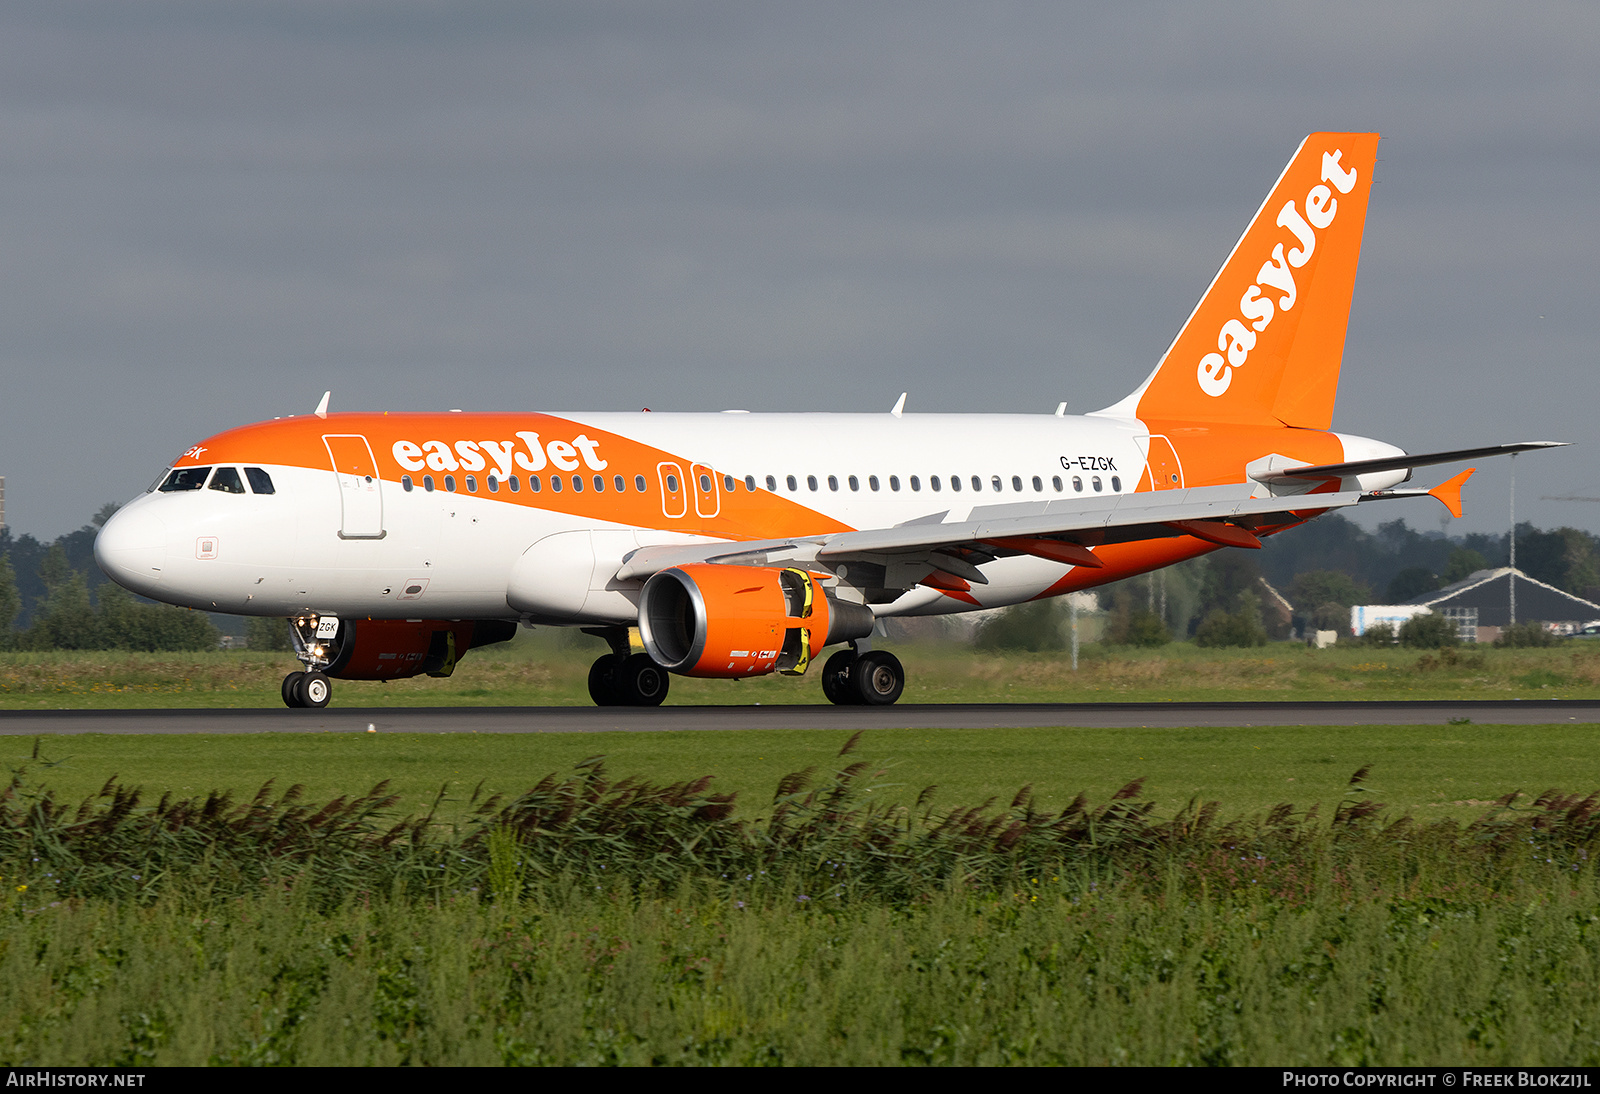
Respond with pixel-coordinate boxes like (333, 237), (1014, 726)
(0, 507), (220, 651)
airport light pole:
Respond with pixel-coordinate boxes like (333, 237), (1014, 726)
(1509, 454), (1517, 626)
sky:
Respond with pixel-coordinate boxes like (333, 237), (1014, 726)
(1, 1), (1596, 542)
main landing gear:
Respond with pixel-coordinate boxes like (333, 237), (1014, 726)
(588, 652), (671, 707)
(820, 648), (905, 706)
(281, 669), (332, 709)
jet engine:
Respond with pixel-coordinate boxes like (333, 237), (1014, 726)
(637, 564), (875, 678)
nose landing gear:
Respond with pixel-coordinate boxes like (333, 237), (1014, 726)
(280, 612), (340, 709)
(282, 670), (332, 709)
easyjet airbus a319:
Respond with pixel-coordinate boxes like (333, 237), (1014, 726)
(94, 133), (1562, 708)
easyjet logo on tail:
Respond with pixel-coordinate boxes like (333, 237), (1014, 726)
(392, 432), (608, 476)
(1197, 150), (1359, 398)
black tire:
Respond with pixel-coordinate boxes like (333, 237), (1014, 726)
(296, 671), (332, 709)
(820, 650), (858, 705)
(281, 671), (305, 708)
(587, 654), (625, 706)
(852, 650), (904, 706)
(617, 653), (670, 707)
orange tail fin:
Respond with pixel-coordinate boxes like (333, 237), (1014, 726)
(1099, 133), (1380, 429)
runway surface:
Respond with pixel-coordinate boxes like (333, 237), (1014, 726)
(2, 699), (1599, 734)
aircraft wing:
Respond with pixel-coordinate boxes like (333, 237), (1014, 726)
(614, 482), (1367, 587)
(1249, 441), (1567, 485)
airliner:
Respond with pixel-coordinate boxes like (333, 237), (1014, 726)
(94, 132), (1562, 708)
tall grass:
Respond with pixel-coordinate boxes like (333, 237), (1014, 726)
(5, 735), (1600, 906)
(8, 737), (1600, 1064)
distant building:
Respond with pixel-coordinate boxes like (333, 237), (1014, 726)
(1351, 567), (1600, 644)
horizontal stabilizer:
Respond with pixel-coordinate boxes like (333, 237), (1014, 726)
(1427, 467), (1475, 519)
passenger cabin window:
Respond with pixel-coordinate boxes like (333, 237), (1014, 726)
(614, 475), (626, 492)
(444, 475), (457, 492)
(208, 467), (246, 494)
(634, 475), (647, 493)
(487, 475), (499, 492)
(510, 476), (521, 492)
(910, 476), (921, 492)
(424, 475), (435, 492)
(402, 475), (414, 492)
(159, 467), (211, 492)
(465, 475), (477, 492)
(869, 476), (880, 491)
(745, 475), (757, 491)
(245, 467), (275, 494)
(972, 476), (982, 491)
(950, 475), (961, 492)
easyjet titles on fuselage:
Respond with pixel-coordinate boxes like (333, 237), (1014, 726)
(391, 432), (609, 477)
(1196, 148), (1360, 398)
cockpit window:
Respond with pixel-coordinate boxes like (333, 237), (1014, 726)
(245, 467), (275, 495)
(209, 467), (246, 494)
(159, 467), (212, 492)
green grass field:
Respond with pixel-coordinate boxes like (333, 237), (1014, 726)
(3, 633), (1600, 708)
(8, 720), (1600, 826)
(7, 725), (1600, 1065)
(8, 639), (1600, 1065)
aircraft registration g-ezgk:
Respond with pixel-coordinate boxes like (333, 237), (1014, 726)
(94, 132), (1562, 709)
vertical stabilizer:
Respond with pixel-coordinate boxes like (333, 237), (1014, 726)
(1097, 133), (1379, 429)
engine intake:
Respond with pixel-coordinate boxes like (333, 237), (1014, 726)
(638, 564), (874, 678)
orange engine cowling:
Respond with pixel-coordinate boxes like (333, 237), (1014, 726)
(638, 564), (874, 678)
(322, 618), (519, 681)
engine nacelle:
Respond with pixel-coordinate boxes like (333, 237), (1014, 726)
(310, 618), (519, 681)
(638, 564), (875, 678)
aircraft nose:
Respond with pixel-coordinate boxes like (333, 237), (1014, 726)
(94, 505), (167, 595)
